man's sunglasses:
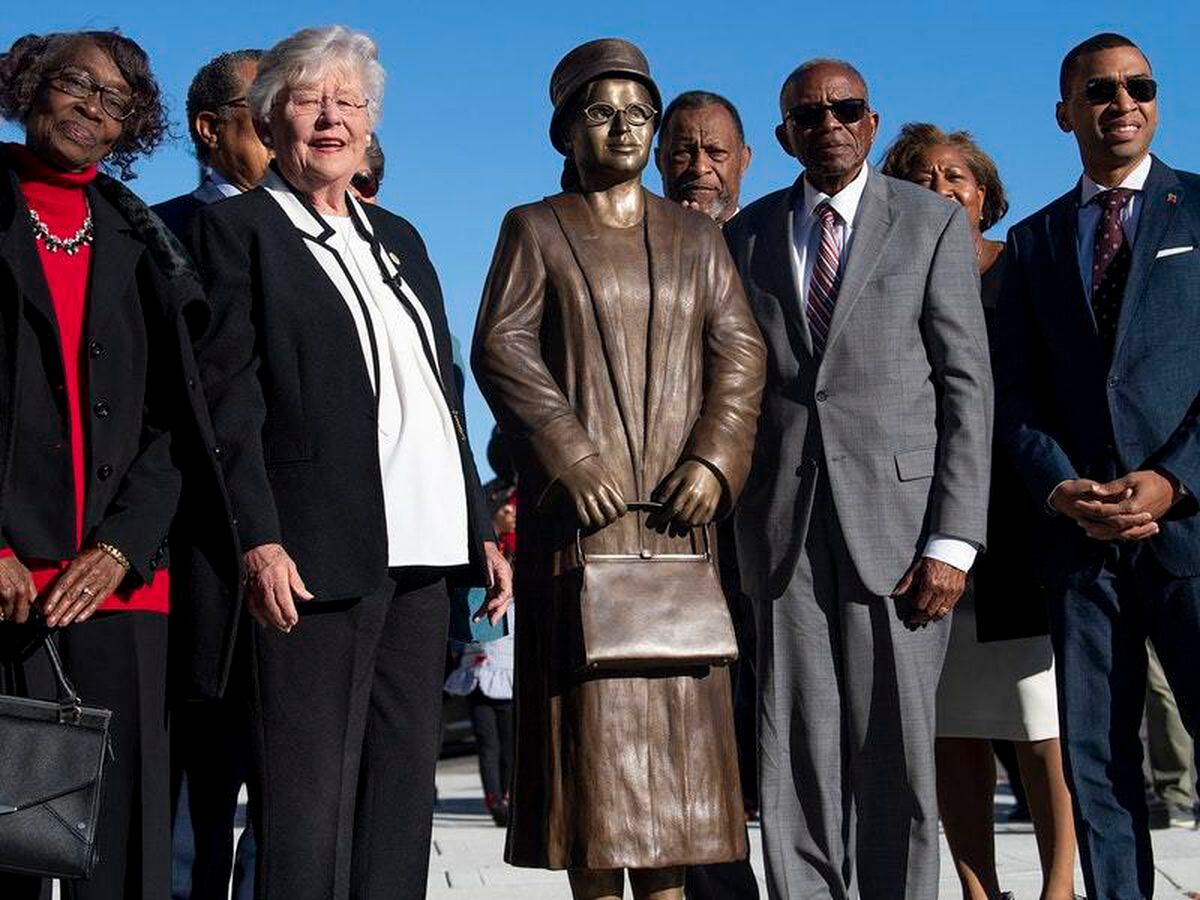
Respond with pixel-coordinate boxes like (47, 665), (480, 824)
(351, 171), (379, 200)
(1081, 76), (1157, 105)
(784, 98), (868, 130)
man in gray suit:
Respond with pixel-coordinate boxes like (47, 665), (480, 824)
(725, 59), (992, 899)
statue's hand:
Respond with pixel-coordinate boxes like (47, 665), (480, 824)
(558, 455), (627, 529)
(651, 460), (723, 531)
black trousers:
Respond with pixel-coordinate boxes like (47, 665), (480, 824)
(0, 612), (171, 900)
(246, 568), (451, 900)
(467, 689), (513, 801)
(170, 680), (254, 900)
(1049, 545), (1200, 900)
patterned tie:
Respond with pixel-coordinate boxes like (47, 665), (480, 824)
(807, 202), (843, 355)
(1090, 187), (1135, 353)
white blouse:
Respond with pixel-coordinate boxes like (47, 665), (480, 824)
(315, 213), (469, 568)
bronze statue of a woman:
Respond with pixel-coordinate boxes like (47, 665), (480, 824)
(472, 38), (766, 900)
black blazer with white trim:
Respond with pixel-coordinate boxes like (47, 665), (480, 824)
(188, 167), (492, 602)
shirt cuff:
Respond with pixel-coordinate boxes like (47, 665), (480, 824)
(922, 535), (978, 573)
(1046, 480), (1069, 515)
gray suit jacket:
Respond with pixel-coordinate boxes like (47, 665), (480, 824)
(725, 169), (993, 599)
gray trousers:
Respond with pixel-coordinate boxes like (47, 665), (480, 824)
(757, 477), (950, 899)
(1145, 641), (1195, 808)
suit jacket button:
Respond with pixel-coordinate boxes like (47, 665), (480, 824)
(1107, 376), (1119, 387)
(93, 400), (110, 418)
(88, 340), (104, 359)
(213, 444), (224, 458)
(97, 464), (113, 481)
(815, 390), (828, 402)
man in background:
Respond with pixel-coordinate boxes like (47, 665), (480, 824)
(657, 89), (751, 224)
(152, 48), (268, 900)
(658, 90), (761, 900)
(154, 48), (268, 239)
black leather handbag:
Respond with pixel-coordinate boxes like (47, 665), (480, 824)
(0, 631), (111, 879)
(576, 502), (738, 671)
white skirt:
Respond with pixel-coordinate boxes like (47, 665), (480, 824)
(936, 596), (1060, 742)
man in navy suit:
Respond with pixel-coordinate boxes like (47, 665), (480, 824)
(996, 32), (1200, 899)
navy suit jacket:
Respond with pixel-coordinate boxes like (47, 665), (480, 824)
(996, 156), (1200, 587)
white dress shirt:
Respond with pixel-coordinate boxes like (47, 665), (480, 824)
(1076, 153), (1152, 298)
(790, 162), (870, 310)
(790, 165), (978, 574)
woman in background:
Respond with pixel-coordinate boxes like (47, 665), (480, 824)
(883, 122), (1078, 900)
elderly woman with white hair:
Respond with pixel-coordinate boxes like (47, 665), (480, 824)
(187, 25), (512, 899)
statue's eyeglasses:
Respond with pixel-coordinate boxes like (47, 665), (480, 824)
(580, 101), (658, 127)
(45, 67), (135, 121)
(783, 98), (868, 130)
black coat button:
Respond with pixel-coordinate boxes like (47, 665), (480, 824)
(213, 444), (224, 458)
(93, 400), (110, 418)
(815, 390), (828, 402)
(97, 464), (113, 480)
(1107, 376), (1120, 387)
(88, 340), (103, 359)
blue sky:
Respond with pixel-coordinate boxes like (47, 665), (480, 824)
(4, 1), (1196, 478)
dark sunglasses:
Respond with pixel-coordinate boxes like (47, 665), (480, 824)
(351, 171), (379, 200)
(1082, 76), (1157, 105)
(784, 98), (868, 130)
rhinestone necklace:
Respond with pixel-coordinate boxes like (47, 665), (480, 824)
(28, 204), (94, 255)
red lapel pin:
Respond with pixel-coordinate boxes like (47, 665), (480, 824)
(1166, 192), (1179, 205)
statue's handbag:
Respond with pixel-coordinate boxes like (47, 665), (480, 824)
(576, 502), (738, 671)
(0, 628), (111, 879)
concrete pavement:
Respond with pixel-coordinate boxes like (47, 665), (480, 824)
(429, 755), (1200, 899)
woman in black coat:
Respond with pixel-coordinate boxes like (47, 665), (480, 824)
(187, 25), (511, 900)
(0, 29), (233, 900)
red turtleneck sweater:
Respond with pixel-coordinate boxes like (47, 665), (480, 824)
(2, 143), (169, 614)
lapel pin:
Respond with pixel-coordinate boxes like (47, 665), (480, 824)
(1166, 193), (1178, 205)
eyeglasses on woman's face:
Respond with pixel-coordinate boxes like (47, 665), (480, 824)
(282, 89), (370, 119)
(46, 66), (135, 121)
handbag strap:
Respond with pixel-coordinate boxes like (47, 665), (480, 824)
(575, 500), (713, 563)
(23, 618), (85, 724)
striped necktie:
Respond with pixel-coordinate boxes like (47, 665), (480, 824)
(807, 201), (843, 355)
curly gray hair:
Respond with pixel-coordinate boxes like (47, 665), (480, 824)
(248, 25), (384, 131)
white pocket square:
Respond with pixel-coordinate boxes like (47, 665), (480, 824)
(1156, 246), (1194, 259)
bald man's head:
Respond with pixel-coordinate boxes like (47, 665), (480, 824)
(775, 57), (878, 195)
(779, 58), (868, 115)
